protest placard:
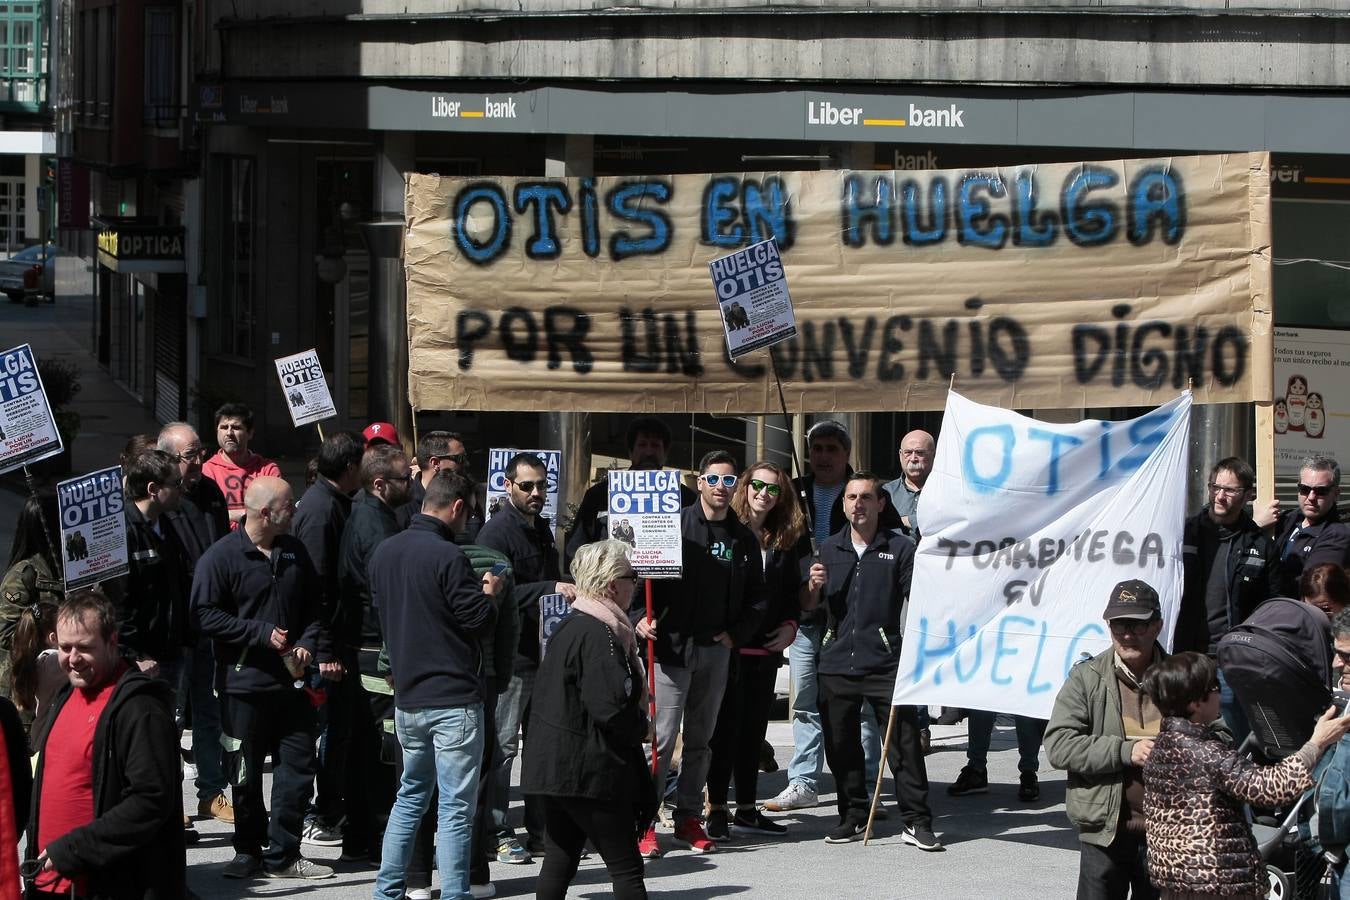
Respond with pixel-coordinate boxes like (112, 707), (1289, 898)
(891, 391), (1191, 719)
(56, 465), (129, 590)
(0, 343), (64, 474)
(538, 592), (572, 659)
(709, 238), (797, 359)
(486, 448), (562, 522)
(608, 469), (683, 578)
(1274, 327), (1350, 474)
(274, 348), (337, 427)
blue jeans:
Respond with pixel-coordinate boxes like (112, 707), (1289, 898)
(375, 704), (484, 900)
(786, 621), (880, 792)
(182, 643), (226, 799)
(965, 711), (1046, 774)
(1217, 666), (1251, 747)
(491, 667), (543, 844)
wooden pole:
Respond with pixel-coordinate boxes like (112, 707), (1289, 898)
(646, 578), (658, 777)
(21, 464), (58, 565)
(863, 705), (898, 845)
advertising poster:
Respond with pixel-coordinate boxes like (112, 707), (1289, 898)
(486, 448), (562, 522)
(709, 238), (798, 358)
(56, 465), (129, 590)
(1274, 327), (1350, 475)
(0, 343), (64, 474)
(607, 469), (683, 578)
(274, 349), (338, 427)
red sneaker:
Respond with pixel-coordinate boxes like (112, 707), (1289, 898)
(672, 815), (717, 854)
(638, 825), (662, 859)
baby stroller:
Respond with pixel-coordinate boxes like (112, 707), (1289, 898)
(1217, 597), (1336, 899)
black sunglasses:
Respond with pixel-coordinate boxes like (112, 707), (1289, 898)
(512, 479), (547, 494)
(1298, 483), (1334, 498)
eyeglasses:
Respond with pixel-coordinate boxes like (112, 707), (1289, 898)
(1108, 618), (1159, 636)
(174, 448), (208, 463)
(1298, 483), (1335, 498)
(163, 478), (183, 489)
(444, 453), (468, 466)
(748, 479), (781, 497)
(1335, 649), (1350, 666)
(386, 474), (413, 483)
(1208, 483), (1246, 498)
(900, 449), (930, 458)
(701, 474), (738, 488)
(512, 479), (547, 494)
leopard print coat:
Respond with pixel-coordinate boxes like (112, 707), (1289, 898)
(1144, 716), (1314, 896)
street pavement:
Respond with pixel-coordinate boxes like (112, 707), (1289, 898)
(181, 717), (1082, 900)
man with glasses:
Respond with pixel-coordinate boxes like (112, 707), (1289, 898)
(883, 429), (936, 537)
(1045, 580), (1167, 900)
(1175, 458), (1277, 738)
(399, 431), (487, 541)
(478, 452), (572, 862)
(159, 422), (229, 541)
(326, 443), (413, 860)
(1273, 455), (1350, 597)
(634, 450), (766, 856)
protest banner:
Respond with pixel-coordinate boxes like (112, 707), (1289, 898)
(891, 391), (1191, 719)
(486, 448), (562, 522)
(607, 469), (683, 578)
(404, 153), (1271, 414)
(709, 238), (797, 359)
(538, 592), (572, 659)
(274, 349), (337, 427)
(56, 465), (129, 590)
(0, 343), (64, 474)
(1274, 327), (1350, 474)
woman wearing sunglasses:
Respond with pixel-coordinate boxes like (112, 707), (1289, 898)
(705, 461), (809, 842)
(1140, 651), (1350, 899)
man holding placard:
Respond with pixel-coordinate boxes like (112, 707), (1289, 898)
(802, 471), (936, 849)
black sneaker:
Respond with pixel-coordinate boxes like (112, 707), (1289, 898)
(705, 807), (731, 842)
(222, 853), (263, 879)
(1018, 772), (1040, 802)
(900, 823), (944, 852)
(824, 817), (866, 844)
(732, 808), (787, 836)
(946, 765), (989, 796)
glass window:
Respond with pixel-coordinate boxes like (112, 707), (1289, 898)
(210, 157), (255, 359)
(0, 2), (44, 107)
(143, 7), (176, 125)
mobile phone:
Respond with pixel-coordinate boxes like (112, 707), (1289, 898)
(489, 562), (508, 577)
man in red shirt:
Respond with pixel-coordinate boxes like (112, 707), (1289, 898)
(27, 588), (185, 898)
(201, 402), (282, 524)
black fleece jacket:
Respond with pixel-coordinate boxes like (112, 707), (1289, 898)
(105, 501), (189, 663)
(476, 501), (564, 669)
(27, 668), (185, 900)
(292, 477), (353, 662)
(814, 524), (916, 677)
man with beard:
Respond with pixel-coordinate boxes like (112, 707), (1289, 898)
(397, 431), (487, 541)
(201, 403), (281, 525)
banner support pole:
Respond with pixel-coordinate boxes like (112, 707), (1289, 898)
(645, 578), (658, 778)
(315, 421), (326, 443)
(864, 705), (897, 846)
(769, 345), (817, 556)
(21, 464), (58, 567)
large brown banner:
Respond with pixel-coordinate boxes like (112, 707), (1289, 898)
(404, 152), (1271, 413)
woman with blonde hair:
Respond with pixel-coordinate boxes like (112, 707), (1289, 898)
(522, 539), (654, 899)
(705, 459), (809, 840)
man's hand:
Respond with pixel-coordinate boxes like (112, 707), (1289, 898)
(712, 631), (734, 649)
(482, 572), (503, 597)
(135, 658), (159, 678)
(556, 582), (578, 600)
(319, 660), (344, 681)
(808, 562), (827, 593)
(636, 617), (657, 641)
(1130, 738), (1155, 766)
(38, 848), (52, 873)
(291, 646), (313, 667)
(1253, 497), (1280, 530)
(268, 627), (289, 651)
(763, 622), (798, 653)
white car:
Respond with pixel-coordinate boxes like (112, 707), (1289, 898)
(0, 243), (55, 303)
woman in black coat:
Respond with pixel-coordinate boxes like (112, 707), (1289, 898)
(522, 539), (654, 900)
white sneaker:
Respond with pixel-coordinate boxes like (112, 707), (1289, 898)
(405, 890), (432, 900)
(763, 782), (818, 812)
(470, 885), (497, 899)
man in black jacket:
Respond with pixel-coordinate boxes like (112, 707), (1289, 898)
(1273, 454), (1350, 597)
(803, 471), (937, 849)
(397, 430), (487, 540)
(634, 450), (767, 857)
(28, 588), (185, 900)
(193, 477), (331, 880)
(478, 451), (572, 861)
(369, 469), (500, 900)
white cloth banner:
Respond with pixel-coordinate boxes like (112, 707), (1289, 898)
(891, 391), (1191, 719)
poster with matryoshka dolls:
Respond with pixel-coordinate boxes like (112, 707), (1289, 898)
(1273, 327), (1349, 475)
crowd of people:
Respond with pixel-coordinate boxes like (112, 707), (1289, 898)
(3, 403), (1350, 900)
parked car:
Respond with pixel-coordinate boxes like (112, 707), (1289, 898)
(0, 243), (56, 303)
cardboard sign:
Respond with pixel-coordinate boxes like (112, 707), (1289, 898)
(538, 591), (572, 659)
(0, 343), (64, 474)
(891, 391), (1191, 719)
(1274, 327), (1350, 474)
(274, 349), (337, 427)
(486, 448), (562, 522)
(404, 153), (1272, 414)
(56, 465), (129, 590)
(709, 238), (797, 359)
(607, 469), (683, 578)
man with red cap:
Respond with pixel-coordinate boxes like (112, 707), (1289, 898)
(363, 422), (400, 448)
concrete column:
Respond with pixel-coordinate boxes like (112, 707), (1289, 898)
(364, 132), (415, 450)
(1188, 402), (1253, 516)
(541, 135), (594, 529)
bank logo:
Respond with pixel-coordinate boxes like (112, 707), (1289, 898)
(806, 99), (966, 129)
(431, 95), (518, 119)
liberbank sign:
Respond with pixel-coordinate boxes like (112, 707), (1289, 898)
(204, 82), (1350, 153)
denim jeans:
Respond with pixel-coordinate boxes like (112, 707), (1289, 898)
(965, 711), (1047, 774)
(182, 643), (226, 799)
(375, 704), (484, 900)
(491, 667), (542, 844)
(786, 621), (880, 792)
